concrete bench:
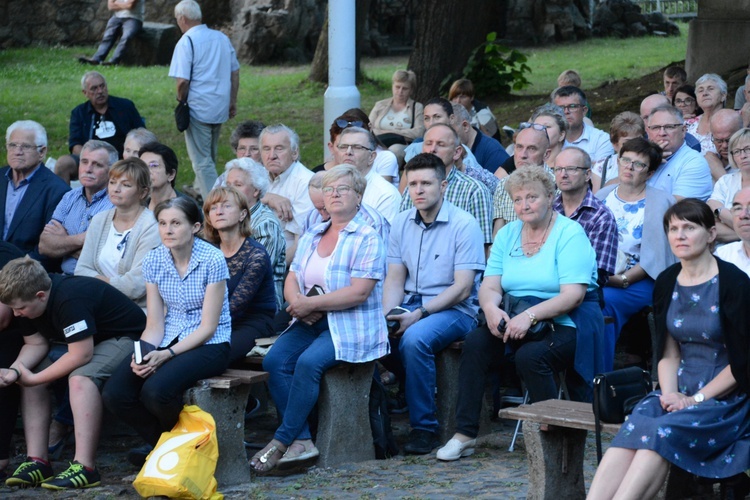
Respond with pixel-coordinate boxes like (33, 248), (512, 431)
(184, 368), (268, 488)
(436, 341), (491, 443)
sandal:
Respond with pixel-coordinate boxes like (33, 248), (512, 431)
(277, 440), (319, 470)
(249, 440), (286, 473)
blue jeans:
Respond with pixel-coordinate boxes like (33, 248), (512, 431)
(92, 16), (142, 63)
(184, 118), (221, 196)
(262, 318), (341, 445)
(391, 296), (476, 433)
(603, 277), (655, 347)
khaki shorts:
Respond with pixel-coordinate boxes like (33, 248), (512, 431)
(35, 337), (135, 390)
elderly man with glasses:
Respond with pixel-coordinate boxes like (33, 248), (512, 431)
(1, 121), (70, 271)
(552, 86), (614, 164)
(715, 187), (750, 275)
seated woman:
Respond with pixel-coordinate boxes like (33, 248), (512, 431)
(102, 197), (231, 465)
(530, 103), (568, 170)
(251, 165), (387, 473)
(672, 84), (701, 123)
(687, 74), (728, 156)
(139, 142), (182, 212)
(369, 69), (425, 161)
(587, 199), (750, 499)
(437, 166), (601, 461)
(122, 128), (157, 160)
(222, 158), (286, 309)
(708, 128), (750, 243)
(203, 186), (277, 363)
(75, 157), (161, 310)
(448, 78), (500, 141)
(596, 138), (677, 367)
(590, 112), (645, 193)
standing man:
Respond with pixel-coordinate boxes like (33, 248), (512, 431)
(383, 153), (485, 454)
(78, 0), (145, 66)
(169, 0), (240, 197)
(39, 141), (116, 275)
(1, 121), (70, 271)
(552, 86), (613, 165)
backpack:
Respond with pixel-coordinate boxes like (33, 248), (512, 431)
(369, 374), (399, 459)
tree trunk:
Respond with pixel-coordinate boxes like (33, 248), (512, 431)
(408, 0), (498, 103)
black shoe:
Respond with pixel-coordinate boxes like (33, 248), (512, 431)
(127, 444), (154, 467)
(41, 461), (100, 490)
(77, 56), (101, 65)
(5, 458), (54, 487)
(403, 429), (439, 455)
(387, 392), (408, 414)
(102, 60), (119, 66)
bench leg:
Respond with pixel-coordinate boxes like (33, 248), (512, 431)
(185, 384), (252, 487)
(523, 422), (587, 500)
(316, 362), (376, 468)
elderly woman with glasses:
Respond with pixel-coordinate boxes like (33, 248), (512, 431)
(250, 165), (388, 473)
(437, 165), (601, 461)
(708, 128), (750, 243)
(596, 138), (677, 364)
(687, 74), (728, 156)
(591, 112), (646, 193)
(530, 104), (568, 170)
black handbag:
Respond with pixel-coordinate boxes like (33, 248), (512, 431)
(592, 366), (652, 462)
(174, 36), (194, 133)
(501, 293), (554, 342)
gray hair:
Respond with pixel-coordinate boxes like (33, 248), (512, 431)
(260, 124), (300, 154)
(452, 103), (472, 124)
(695, 73), (728, 96)
(225, 157), (271, 198)
(649, 105), (684, 124)
(81, 140), (118, 166)
(530, 103), (569, 133)
(323, 164), (367, 196)
(175, 0), (202, 21)
(338, 126), (376, 150)
(425, 123), (460, 148)
(728, 128), (750, 170)
(505, 165), (556, 199)
(81, 71), (105, 90)
(6, 120), (47, 147)
(559, 146), (592, 170)
(125, 127), (157, 147)
(309, 171), (326, 190)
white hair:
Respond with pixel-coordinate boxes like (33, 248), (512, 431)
(6, 120), (47, 147)
(81, 71), (105, 90)
(695, 73), (728, 96)
(175, 0), (202, 21)
(225, 157), (271, 198)
(260, 124), (300, 154)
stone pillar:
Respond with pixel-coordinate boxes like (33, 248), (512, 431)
(686, 0), (750, 82)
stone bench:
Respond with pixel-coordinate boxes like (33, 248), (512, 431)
(184, 368), (268, 488)
(120, 22), (181, 66)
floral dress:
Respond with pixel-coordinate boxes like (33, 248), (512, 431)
(611, 276), (750, 478)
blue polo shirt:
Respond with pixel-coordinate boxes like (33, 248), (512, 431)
(470, 127), (509, 173)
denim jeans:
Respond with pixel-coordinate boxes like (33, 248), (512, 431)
(515, 323), (577, 403)
(262, 318), (341, 445)
(389, 296), (477, 433)
(92, 16), (143, 63)
(184, 118), (221, 196)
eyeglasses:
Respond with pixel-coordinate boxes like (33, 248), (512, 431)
(647, 124), (683, 133)
(559, 104), (585, 112)
(618, 156), (649, 171)
(5, 143), (42, 152)
(731, 146), (750, 157)
(335, 144), (372, 153)
(236, 145), (259, 154)
(322, 185), (353, 196)
(518, 122), (550, 140)
(335, 119), (364, 129)
(552, 166), (589, 174)
(674, 98), (695, 106)
(730, 205), (750, 216)
(712, 137), (731, 146)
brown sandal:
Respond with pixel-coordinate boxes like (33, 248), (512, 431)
(249, 440), (286, 473)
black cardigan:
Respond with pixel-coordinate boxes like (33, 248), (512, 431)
(653, 257), (750, 394)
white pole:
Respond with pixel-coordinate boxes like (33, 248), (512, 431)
(323, 0), (361, 157)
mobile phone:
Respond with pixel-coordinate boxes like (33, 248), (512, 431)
(386, 307), (410, 334)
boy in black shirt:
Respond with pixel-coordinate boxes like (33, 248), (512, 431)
(0, 257), (146, 490)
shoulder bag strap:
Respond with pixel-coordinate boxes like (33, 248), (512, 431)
(593, 376), (604, 463)
(184, 35), (194, 99)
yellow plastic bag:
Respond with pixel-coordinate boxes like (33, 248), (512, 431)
(133, 405), (223, 499)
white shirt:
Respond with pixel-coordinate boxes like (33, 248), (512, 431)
(363, 168), (401, 224)
(563, 123), (614, 165)
(266, 161), (314, 247)
(709, 171), (743, 208)
(715, 241), (750, 277)
(373, 149), (399, 188)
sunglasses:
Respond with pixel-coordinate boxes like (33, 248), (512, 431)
(335, 119), (364, 129)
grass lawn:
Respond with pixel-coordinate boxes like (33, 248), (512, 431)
(0, 25), (688, 188)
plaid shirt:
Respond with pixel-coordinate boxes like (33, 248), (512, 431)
(465, 163), (499, 194)
(553, 189), (618, 280)
(292, 213), (389, 363)
(143, 238), (231, 347)
(51, 186), (113, 274)
(400, 167), (493, 244)
(249, 201), (286, 310)
(493, 165), (555, 224)
(302, 202), (390, 244)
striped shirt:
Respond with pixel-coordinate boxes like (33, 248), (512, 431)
(291, 213), (388, 363)
(143, 238), (231, 347)
(400, 166), (493, 244)
(302, 202), (390, 244)
(249, 201), (286, 310)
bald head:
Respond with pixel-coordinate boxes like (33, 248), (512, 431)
(514, 127), (550, 169)
(640, 94), (671, 122)
(710, 109), (743, 162)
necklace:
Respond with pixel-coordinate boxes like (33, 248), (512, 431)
(521, 212), (553, 257)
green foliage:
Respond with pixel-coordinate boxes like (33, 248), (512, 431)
(449, 32), (532, 97)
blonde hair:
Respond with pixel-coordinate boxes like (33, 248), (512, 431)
(0, 257), (51, 303)
(393, 69), (417, 89)
(557, 69), (582, 88)
(505, 165), (556, 199)
(322, 165), (367, 196)
(202, 186), (253, 244)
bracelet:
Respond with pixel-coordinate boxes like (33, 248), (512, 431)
(168, 348), (176, 358)
(9, 367), (20, 379)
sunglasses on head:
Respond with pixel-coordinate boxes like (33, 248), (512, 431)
(335, 119), (364, 129)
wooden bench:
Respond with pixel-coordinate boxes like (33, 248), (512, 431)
(184, 368), (268, 487)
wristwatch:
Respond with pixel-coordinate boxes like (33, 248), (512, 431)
(524, 310), (538, 326)
(418, 306), (430, 319)
(620, 274), (630, 289)
(693, 392), (705, 404)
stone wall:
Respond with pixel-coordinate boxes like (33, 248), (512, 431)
(505, 0), (591, 44)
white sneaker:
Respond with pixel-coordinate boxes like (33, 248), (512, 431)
(436, 437), (476, 461)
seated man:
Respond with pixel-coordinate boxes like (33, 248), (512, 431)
(55, 72), (144, 184)
(383, 153), (485, 455)
(451, 104), (503, 192)
(715, 187), (750, 275)
(122, 127), (157, 159)
(710, 125), (750, 243)
(0, 257), (146, 489)
(552, 86), (613, 164)
(640, 93), (701, 153)
(40, 140), (116, 274)
(214, 119), (266, 188)
(451, 103), (508, 174)
(1, 121), (70, 271)
(78, 0), (144, 66)
(260, 124), (314, 265)
(661, 66), (686, 101)
(705, 108), (743, 176)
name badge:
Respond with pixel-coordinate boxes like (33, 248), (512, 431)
(63, 320), (88, 338)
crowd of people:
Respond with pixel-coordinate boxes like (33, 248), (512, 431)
(0, 0), (748, 494)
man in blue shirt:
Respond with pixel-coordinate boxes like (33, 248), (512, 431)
(383, 153), (485, 454)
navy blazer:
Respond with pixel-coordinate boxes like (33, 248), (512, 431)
(0, 164), (70, 271)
